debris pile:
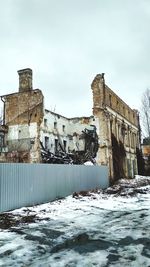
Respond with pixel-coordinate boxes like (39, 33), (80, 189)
(41, 126), (99, 165)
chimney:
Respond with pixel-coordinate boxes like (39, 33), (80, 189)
(18, 68), (33, 92)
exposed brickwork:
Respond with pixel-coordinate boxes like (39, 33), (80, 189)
(104, 85), (138, 126)
(3, 85), (44, 162)
(4, 90), (43, 126)
(0, 69), (141, 180)
(91, 74), (140, 180)
(18, 68), (33, 92)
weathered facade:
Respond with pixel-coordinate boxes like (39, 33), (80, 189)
(0, 69), (44, 163)
(0, 68), (96, 164)
(91, 74), (140, 180)
(0, 69), (141, 180)
(40, 110), (97, 164)
(40, 110), (95, 154)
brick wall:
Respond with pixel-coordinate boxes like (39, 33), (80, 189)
(91, 74), (140, 180)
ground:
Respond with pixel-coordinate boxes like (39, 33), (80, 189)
(0, 176), (150, 266)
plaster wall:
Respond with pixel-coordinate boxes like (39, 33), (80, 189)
(40, 110), (95, 153)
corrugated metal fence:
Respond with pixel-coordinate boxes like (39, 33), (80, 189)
(0, 163), (109, 213)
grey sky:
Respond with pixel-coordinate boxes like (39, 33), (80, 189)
(0, 0), (150, 117)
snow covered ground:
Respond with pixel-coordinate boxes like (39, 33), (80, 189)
(0, 176), (150, 267)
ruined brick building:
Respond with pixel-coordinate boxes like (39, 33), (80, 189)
(0, 69), (141, 180)
(91, 74), (140, 179)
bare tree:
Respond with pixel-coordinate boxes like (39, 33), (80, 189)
(141, 88), (150, 139)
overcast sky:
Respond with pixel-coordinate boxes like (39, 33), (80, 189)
(0, 0), (150, 117)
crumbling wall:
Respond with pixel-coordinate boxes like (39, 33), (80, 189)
(104, 85), (139, 126)
(40, 110), (95, 154)
(91, 74), (140, 180)
(5, 89), (43, 126)
(40, 110), (98, 164)
(4, 89), (44, 163)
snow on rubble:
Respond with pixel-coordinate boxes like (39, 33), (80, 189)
(0, 176), (150, 267)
